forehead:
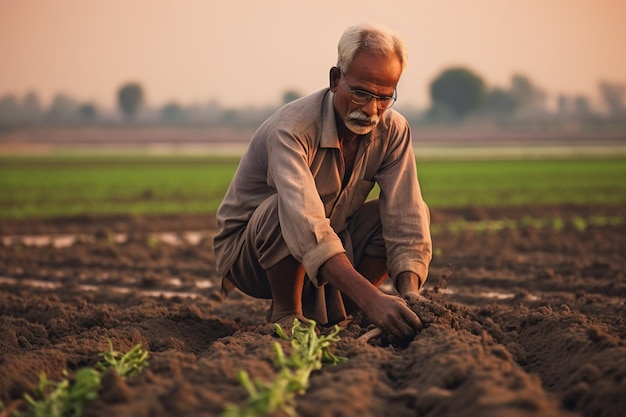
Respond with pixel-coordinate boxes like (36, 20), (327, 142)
(347, 51), (402, 91)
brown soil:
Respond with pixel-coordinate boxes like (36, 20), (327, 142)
(1, 204), (625, 417)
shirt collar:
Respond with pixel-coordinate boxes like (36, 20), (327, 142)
(320, 90), (340, 149)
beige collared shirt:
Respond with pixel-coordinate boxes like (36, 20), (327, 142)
(214, 88), (432, 287)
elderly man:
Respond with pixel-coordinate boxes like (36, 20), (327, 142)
(214, 23), (432, 343)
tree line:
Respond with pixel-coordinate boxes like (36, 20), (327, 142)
(1, 67), (624, 129)
(427, 67), (625, 125)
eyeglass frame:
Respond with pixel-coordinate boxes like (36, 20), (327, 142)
(339, 69), (397, 110)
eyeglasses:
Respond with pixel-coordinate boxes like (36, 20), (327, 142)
(340, 69), (397, 109)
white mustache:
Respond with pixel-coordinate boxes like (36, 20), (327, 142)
(347, 111), (378, 125)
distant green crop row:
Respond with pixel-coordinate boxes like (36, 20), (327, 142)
(0, 155), (624, 219)
(417, 158), (626, 207)
(0, 155), (238, 218)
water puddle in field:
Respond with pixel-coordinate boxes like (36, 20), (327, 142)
(380, 281), (540, 301)
(444, 287), (531, 300)
(1, 231), (213, 248)
(0, 276), (213, 299)
(479, 291), (517, 300)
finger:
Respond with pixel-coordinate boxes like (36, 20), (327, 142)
(391, 314), (420, 342)
(387, 321), (417, 346)
(385, 324), (406, 345)
(402, 307), (423, 332)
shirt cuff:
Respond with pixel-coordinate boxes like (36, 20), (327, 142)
(302, 234), (346, 287)
(390, 255), (430, 289)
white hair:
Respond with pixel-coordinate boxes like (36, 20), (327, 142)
(337, 23), (408, 72)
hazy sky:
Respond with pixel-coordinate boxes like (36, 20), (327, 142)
(1, 0), (625, 110)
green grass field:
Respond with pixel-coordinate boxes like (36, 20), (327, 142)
(0, 155), (625, 219)
(417, 158), (626, 207)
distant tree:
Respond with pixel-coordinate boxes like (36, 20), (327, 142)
(573, 95), (591, 117)
(78, 103), (97, 121)
(282, 89), (302, 105)
(117, 82), (144, 120)
(0, 94), (20, 125)
(0, 93), (45, 125)
(557, 94), (570, 116)
(47, 93), (79, 122)
(484, 87), (518, 118)
(429, 67), (485, 120)
(161, 102), (185, 123)
(22, 92), (44, 123)
(510, 74), (546, 112)
(598, 81), (625, 118)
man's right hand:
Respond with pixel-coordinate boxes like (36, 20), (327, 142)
(362, 292), (423, 345)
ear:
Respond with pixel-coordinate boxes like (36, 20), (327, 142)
(329, 66), (341, 92)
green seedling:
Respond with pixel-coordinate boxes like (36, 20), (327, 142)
(226, 366), (299, 417)
(16, 368), (100, 417)
(274, 318), (346, 371)
(146, 236), (160, 248)
(223, 319), (346, 417)
(97, 340), (149, 378)
(550, 217), (565, 231)
(572, 216), (588, 232)
(14, 342), (149, 417)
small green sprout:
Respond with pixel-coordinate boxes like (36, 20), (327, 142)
(17, 368), (100, 417)
(15, 342), (149, 417)
(97, 340), (149, 378)
(146, 236), (160, 248)
(572, 216), (588, 232)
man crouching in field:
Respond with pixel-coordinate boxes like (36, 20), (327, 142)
(213, 23), (432, 344)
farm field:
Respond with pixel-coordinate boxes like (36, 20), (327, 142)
(1, 155), (625, 218)
(1, 145), (625, 416)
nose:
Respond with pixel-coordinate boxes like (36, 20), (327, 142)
(361, 97), (379, 117)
